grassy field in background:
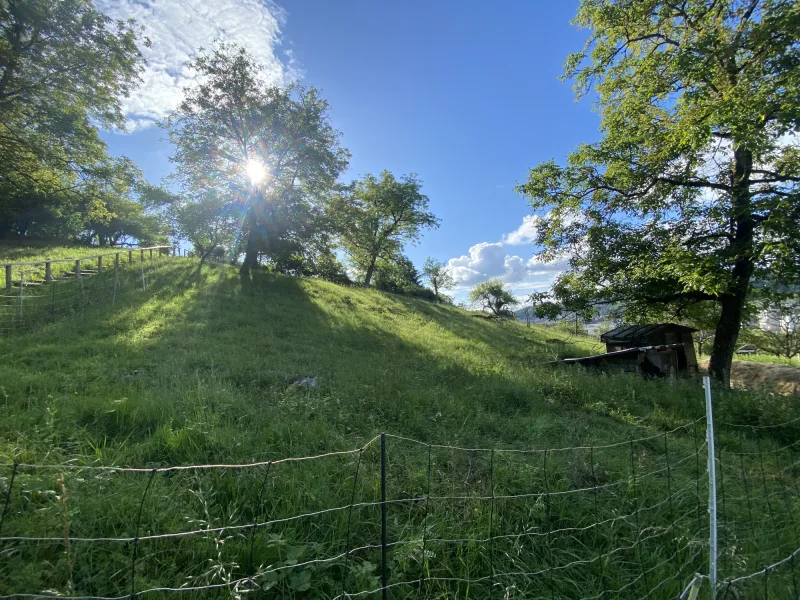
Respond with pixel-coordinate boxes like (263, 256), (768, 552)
(0, 259), (798, 598)
(700, 351), (800, 368)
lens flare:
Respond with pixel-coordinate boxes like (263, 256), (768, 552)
(245, 159), (268, 185)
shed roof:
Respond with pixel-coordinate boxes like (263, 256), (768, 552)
(600, 323), (697, 344)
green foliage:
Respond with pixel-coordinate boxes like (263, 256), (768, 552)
(173, 190), (238, 264)
(371, 255), (422, 293)
(165, 42), (350, 274)
(518, 0), (800, 384)
(82, 158), (173, 247)
(422, 257), (455, 301)
(740, 295), (800, 359)
(0, 0), (146, 239)
(330, 171), (439, 286)
(468, 279), (518, 317)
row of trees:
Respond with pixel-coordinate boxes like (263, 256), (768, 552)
(0, 1), (449, 295)
(165, 43), (448, 294)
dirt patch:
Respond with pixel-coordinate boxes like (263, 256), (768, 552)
(699, 359), (800, 395)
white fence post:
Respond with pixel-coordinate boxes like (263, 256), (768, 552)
(704, 375), (718, 598)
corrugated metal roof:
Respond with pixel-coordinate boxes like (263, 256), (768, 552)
(600, 323), (697, 343)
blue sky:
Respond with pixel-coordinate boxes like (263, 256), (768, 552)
(98, 0), (600, 299)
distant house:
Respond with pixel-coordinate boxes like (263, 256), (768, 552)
(553, 323), (699, 377)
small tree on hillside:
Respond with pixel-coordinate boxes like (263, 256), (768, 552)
(174, 191), (238, 267)
(330, 171), (439, 286)
(423, 257), (455, 302)
(469, 279), (518, 318)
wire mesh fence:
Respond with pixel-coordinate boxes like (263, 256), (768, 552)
(2, 388), (798, 599)
(0, 268), (797, 599)
(0, 247), (183, 334)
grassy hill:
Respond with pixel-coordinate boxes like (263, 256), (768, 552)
(1, 257), (798, 598)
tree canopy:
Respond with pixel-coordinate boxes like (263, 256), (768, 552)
(517, 0), (800, 384)
(0, 0), (146, 240)
(469, 279), (518, 317)
(330, 171), (439, 286)
(423, 257), (455, 302)
(165, 43), (350, 275)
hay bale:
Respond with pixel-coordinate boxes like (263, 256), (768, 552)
(699, 359), (800, 395)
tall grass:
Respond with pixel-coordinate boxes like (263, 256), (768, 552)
(0, 261), (798, 598)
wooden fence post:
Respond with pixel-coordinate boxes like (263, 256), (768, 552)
(128, 250), (133, 264)
(149, 248), (153, 260)
(97, 255), (103, 273)
(45, 261), (52, 282)
(5, 264), (11, 290)
(115, 253), (120, 270)
(75, 259), (81, 278)
(18, 271), (23, 322)
(140, 249), (144, 262)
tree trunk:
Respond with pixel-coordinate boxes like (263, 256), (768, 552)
(240, 209), (258, 275)
(364, 256), (377, 287)
(709, 294), (747, 387)
(708, 146), (755, 387)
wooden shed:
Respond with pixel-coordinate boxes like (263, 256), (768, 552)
(552, 323), (699, 377)
(600, 323), (698, 373)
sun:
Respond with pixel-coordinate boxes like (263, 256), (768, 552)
(245, 158), (268, 185)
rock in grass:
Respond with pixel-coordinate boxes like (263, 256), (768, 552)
(287, 375), (318, 390)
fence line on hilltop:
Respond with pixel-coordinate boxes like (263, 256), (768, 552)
(0, 246), (193, 333)
(1, 379), (799, 598)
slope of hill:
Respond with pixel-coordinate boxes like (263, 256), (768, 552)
(1, 259), (797, 598)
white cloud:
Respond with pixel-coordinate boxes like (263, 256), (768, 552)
(502, 214), (541, 245)
(97, 0), (296, 129)
(446, 215), (570, 300)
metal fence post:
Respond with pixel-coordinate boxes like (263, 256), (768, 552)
(704, 375), (718, 599)
(380, 432), (388, 600)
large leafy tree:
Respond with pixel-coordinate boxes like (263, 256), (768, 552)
(331, 171), (439, 286)
(518, 0), (800, 384)
(165, 43), (349, 275)
(0, 0), (145, 237)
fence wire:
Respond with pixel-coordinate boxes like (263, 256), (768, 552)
(0, 248), (178, 334)
(0, 268), (798, 597)
(3, 411), (795, 600)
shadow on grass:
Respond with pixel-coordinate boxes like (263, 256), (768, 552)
(2, 266), (798, 599)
